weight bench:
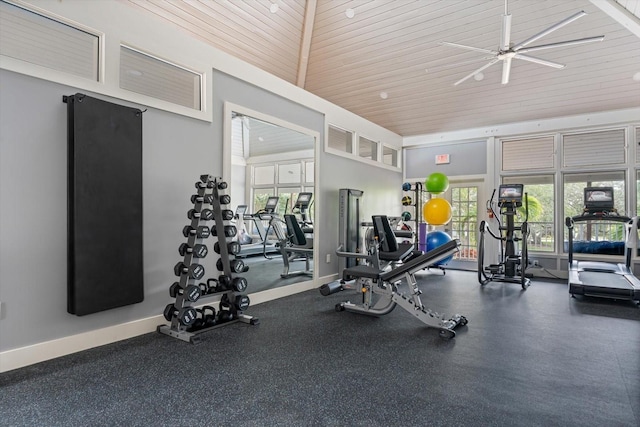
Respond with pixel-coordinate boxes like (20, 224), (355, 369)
(320, 238), (468, 339)
(270, 214), (313, 278)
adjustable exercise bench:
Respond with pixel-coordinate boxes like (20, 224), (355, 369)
(320, 238), (468, 339)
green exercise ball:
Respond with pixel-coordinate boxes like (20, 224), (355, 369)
(425, 172), (449, 194)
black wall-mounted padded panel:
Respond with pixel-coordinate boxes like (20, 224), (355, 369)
(66, 93), (144, 315)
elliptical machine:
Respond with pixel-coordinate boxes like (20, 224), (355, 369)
(477, 184), (530, 289)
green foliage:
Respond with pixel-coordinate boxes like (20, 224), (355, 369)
(517, 194), (543, 221)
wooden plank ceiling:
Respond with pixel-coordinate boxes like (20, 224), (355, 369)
(125, 0), (640, 137)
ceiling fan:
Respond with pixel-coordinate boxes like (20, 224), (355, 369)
(442, 0), (604, 86)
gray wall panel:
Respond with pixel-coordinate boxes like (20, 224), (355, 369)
(405, 141), (487, 179)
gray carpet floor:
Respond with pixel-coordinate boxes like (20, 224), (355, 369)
(1, 270), (639, 427)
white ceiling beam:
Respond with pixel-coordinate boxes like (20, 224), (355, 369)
(589, 0), (640, 38)
(296, 0), (317, 88)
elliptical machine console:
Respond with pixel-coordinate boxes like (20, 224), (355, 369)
(477, 184), (530, 289)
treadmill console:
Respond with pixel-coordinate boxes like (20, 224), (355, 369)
(294, 192), (312, 209)
(263, 196), (280, 214)
(584, 187), (614, 213)
(498, 184), (523, 208)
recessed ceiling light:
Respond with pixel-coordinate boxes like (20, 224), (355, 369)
(474, 72), (484, 81)
(126, 69), (143, 77)
(345, 8), (355, 19)
(270, 3), (279, 13)
(380, 91), (388, 99)
(633, 71), (640, 82)
(258, 136), (264, 142)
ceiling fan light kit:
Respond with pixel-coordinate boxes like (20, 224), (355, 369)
(443, 0), (605, 86)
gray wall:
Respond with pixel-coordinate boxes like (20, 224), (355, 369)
(0, 70), (217, 351)
(317, 154), (404, 276)
(0, 68), (403, 352)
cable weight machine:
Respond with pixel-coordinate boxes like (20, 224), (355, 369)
(477, 184), (530, 289)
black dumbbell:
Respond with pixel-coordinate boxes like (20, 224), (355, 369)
(217, 275), (231, 291)
(221, 209), (234, 220)
(217, 309), (234, 323)
(187, 208), (213, 221)
(190, 194), (214, 205)
(173, 261), (205, 280)
(195, 180), (215, 189)
(198, 282), (210, 295)
(182, 225), (210, 238)
(211, 225), (237, 238)
(217, 181), (228, 190)
(204, 278), (219, 294)
(186, 308), (205, 332)
(232, 277), (248, 292)
(214, 241), (241, 255)
(163, 303), (197, 326)
(216, 258), (247, 273)
(202, 305), (217, 328)
(219, 194), (231, 205)
(221, 293), (251, 311)
(169, 282), (202, 302)
(178, 243), (208, 258)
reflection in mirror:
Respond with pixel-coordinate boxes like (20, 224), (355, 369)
(227, 109), (316, 294)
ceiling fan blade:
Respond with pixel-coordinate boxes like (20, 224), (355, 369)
(516, 36), (605, 54)
(512, 10), (587, 51)
(441, 41), (497, 55)
(453, 58), (500, 86)
(514, 53), (565, 69)
(501, 57), (512, 84)
(501, 13), (512, 51)
(427, 56), (495, 73)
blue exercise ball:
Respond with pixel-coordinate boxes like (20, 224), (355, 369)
(426, 230), (453, 266)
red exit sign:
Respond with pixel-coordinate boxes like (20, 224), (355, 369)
(435, 154), (450, 164)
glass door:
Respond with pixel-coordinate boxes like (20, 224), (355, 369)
(443, 181), (482, 270)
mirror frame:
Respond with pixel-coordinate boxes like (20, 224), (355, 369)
(222, 101), (320, 293)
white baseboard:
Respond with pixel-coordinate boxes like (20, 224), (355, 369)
(0, 276), (334, 373)
(0, 315), (163, 373)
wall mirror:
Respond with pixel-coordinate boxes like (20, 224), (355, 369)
(223, 102), (318, 295)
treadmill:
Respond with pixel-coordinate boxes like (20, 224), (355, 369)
(565, 187), (640, 302)
(234, 196), (280, 257)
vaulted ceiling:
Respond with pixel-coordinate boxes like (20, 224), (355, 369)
(124, 0), (640, 137)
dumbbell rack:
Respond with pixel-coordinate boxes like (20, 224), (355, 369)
(158, 174), (258, 344)
(402, 181), (425, 251)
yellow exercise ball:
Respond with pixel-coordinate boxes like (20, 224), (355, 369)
(423, 198), (452, 225)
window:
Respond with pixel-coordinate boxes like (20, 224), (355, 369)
(563, 129), (625, 167)
(119, 45), (202, 110)
(358, 136), (378, 161)
(250, 159), (313, 218)
(502, 136), (555, 171)
(382, 145), (399, 167)
(327, 125), (353, 153)
(503, 175), (555, 252)
(253, 165), (274, 185)
(0, 0), (100, 80)
(278, 163), (301, 184)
